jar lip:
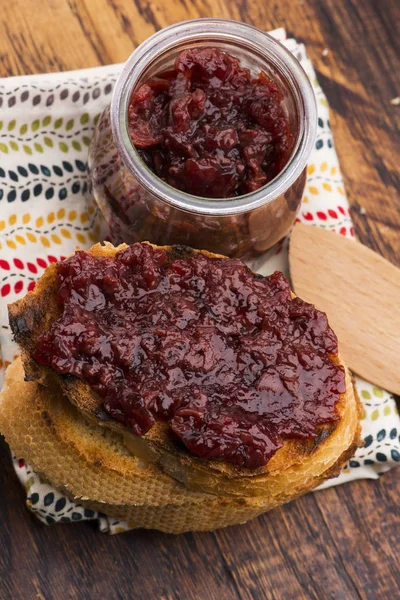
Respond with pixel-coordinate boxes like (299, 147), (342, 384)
(111, 18), (317, 216)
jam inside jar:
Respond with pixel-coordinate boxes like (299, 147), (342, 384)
(129, 47), (295, 199)
(88, 19), (317, 258)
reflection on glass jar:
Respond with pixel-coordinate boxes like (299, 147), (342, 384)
(88, 19), (317, 258)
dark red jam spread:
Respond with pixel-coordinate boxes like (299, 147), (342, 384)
(128, 48), (294, 198)
(33, 243), (345, 469)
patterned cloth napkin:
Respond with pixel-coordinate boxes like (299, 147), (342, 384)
(0, 29), (398, 534)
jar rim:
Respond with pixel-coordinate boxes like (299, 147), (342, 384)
(111, 18), (317, 216)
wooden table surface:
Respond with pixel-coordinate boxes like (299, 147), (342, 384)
(1, 1), (399, 599)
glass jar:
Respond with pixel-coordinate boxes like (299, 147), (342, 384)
(88, 19), (317, 258)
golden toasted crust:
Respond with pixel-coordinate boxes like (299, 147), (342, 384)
(0, 359), (212, 507)
(8, 242), (362, 497)
(0, 358), (361, 533)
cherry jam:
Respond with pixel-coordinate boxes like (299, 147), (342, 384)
(128, 48), (294, 198)
(33, 244), (345, 469)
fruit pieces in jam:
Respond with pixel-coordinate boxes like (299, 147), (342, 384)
(128, 47), (294, 198)
(33, 243), (345, 469)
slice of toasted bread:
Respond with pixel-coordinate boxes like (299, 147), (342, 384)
(0, 358), (360, 533)
(0, 358), (210, 508)
(8, 242), (362, 497)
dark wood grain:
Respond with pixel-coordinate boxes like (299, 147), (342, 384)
(1, 435), (399, 600)
(0, 1), (399, 599)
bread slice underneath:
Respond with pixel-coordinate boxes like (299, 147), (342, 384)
(0, 358), (360, 533)
(8, 242), (362, 498)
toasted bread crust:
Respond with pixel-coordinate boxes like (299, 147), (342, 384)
(0, 358), (361, 533)
(8, 242), (362, 498)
